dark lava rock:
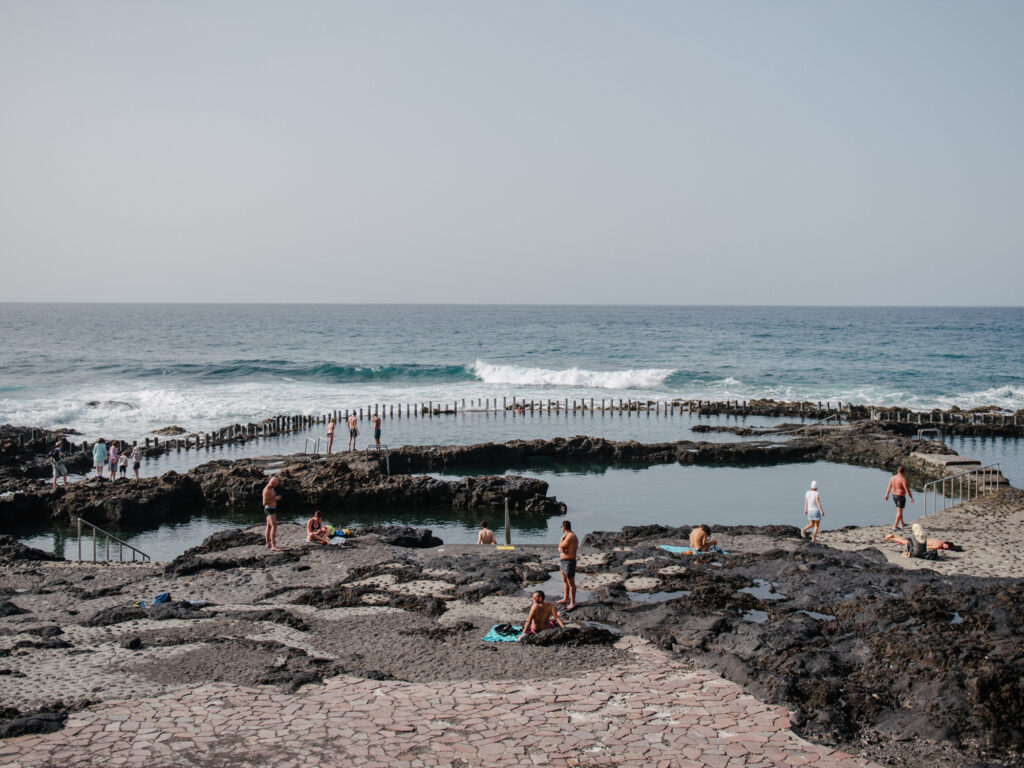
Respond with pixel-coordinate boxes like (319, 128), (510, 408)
(0, 535), (64, 563)
(25, 625), (64, 638)
(0, 711), (67, 739)
(518, 626), (619, 647)
(583, 523), (799, 548)
(49, 471), (204, 526)
(83, 601), (209, 627)
(121, 635), (142, 650)
(164, 550), (300, 577)
(0, 599), (26, 618)
(292, 586), (446, 617)
(180, 528), (266, 556)
(215, 608), (309, 632)
(360, 525), (443, 548)
(580, 535), (1024, 759)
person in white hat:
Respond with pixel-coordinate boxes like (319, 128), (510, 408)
(801, 480), (824, 541)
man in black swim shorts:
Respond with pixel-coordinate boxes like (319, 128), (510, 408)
(557, 520), (579, 610)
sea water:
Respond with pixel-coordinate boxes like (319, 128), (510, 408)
(3, 304), (1022, 559)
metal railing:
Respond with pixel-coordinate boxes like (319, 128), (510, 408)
(76, 517), (151, 562)
(922, 463), (1002, 516)
(304, 437), (323, 455)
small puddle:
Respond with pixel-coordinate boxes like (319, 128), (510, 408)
(523, 571), (594, 603)
(738, 579), (787, 601)
(951, 612), (964, 625)
(799, 610), (836, 622)
(742, 610), (769, 623)
(628, 590), (691, 604)
(583, 620), (623, 635)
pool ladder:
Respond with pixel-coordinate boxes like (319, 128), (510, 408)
(76, 517), (151, 562)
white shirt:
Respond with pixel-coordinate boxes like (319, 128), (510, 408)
(805, 489), (821, 513)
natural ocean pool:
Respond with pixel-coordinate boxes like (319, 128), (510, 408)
(19, 460), (899, 562)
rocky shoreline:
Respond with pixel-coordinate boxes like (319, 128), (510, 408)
(0, 421), (1006, 530)
(2, 492), (1023, 767)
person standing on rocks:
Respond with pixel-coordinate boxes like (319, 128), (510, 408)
(50, 440), (68, 488)
(558, 520), (579, 611)
(347, 412), (359, 451)
(262, 477), (283, 552)
(477, 522), (496, 545)
(326, 418), (336, 455)
(801, 480), (824, 541)
(131, 446), (142, 480)
(91, 438), (107, 479)
(884, 465), (914, 530)
(107, 441), (119, 481)
(371, 413), (382, 448)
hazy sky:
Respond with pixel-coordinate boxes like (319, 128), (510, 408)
(1, 2), (1021, 304)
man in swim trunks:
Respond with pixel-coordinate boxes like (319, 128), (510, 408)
(371, 414), (382, 447)
(347, 412), (359, 451)
(884, 465), (914, 530)
(306, 509), (330, 544)
(262, 477), (283, 551)
(558, 520), (579, 610)
(689, 523), (717, 552)
(518, 590), (565, 639)
(477, 521), (496, 545)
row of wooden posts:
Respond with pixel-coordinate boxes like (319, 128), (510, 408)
(28, 398), (1021, 457)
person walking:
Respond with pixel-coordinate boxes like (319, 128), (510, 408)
(884, 465), (914, 530)
(801, 480), (824, 542)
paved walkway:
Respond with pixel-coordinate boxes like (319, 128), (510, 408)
(2, 638), (878, 768)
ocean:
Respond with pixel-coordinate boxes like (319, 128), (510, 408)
(3, 304), (1022, 559)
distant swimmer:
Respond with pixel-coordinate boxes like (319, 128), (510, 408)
(371, 413), (382, 448)
(884, 465), (914, 530)
(801, 480), (824, 542)
(347, 412), (359, 451)
(477, 521), (496, 545)
(557, 520), (579, 610)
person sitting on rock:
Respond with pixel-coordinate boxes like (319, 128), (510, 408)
(477, 521), (496, 545)
(519, 591), (564, 640)
(306, 509), (331, 544)
(689, 523), (718, 552)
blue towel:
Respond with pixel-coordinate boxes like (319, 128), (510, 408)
(482, 624), (523, 643)
(659, 544), (729, 555)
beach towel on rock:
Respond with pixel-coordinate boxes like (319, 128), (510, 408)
(483, 624), (523, 643)
(659, 544), (729, 555)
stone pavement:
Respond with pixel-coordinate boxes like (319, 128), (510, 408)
(2, 637), (879, 768)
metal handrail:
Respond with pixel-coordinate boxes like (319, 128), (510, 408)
(76, 517), (151, 562)
(304, 437), (322, 455)
(922, 463), (1001, 516)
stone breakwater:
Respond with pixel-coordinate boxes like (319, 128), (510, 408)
(1, 506), (1023, 768)
(2, 422), (1009, 529)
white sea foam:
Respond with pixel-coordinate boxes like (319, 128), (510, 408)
(471, 361), (675, 390)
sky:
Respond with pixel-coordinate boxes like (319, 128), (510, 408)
(1, 1), (1022, 305)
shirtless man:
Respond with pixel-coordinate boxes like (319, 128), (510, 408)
(326, 419), (336, 455)
(306, 509), (330, 544)
(477, 521), (496, 545)
(371, 414), (382, 448)
(262, 477), (283, 551)
(883, 532), (960, 551)
(519, 590), (565, 639)
(884, 465), (914, 530)
(347, 412), (359, 451)
(557, 520), (579, 610)
(689, 524), (717, 552)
